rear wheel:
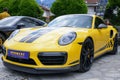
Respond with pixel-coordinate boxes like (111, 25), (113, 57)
(78, 38), (94, 72)
(0, 33), (6, 53)
(109, 35), (118, 55)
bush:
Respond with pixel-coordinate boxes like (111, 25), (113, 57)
(0, 0), (43, 18)
(51, 0), (87, 18)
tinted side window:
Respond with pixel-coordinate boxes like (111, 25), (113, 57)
(33, 20), (45, 26)
(17, 18), (37, 28)
(95, 17), (105, 28)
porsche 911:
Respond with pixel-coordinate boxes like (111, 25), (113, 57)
(2, 14), (118, 74)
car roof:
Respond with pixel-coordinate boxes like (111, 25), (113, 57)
(7, 16), (32, 19)
(60, 14), (96, 17)
(7, 16), (46, 23)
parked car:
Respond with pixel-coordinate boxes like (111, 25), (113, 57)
(0, 16), (47, 51)
(2, 14), (118, 74)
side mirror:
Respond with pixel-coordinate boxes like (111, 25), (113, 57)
(17, 23), (25, 29)
(98, 24), (107, 29)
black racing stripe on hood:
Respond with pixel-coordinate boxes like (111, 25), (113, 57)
(25, 31), (45, 43)
(19, 28), (55, 43)
(19, 30), (41, 42)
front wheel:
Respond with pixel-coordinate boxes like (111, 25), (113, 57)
(78, 38), (94, 72)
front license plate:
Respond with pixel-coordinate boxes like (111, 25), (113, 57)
(7, 50), (29, 59)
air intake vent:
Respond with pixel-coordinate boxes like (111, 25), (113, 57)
(38, 52), (67, 65)
(6, 56), (36, 65)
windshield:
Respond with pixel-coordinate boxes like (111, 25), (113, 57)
(0, 17), (20, 26)
(48, 15), (93, 28)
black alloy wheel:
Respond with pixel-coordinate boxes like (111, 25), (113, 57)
(110, 35), (118, 55)
(0, 33), (6, 53)
(78, 38), (94, 72)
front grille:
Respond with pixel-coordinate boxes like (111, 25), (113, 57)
(6, 56), (36, 65)
(38, 52), (67, 65)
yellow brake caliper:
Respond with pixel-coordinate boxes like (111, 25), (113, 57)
(0, 38), (2, 46)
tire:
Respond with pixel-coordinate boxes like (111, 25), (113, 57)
(0, 33), (6, 53)
(78, 38), (94, 72)
(109, 35), (118, 55)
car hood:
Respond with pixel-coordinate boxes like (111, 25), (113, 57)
(13, 27), (89, 44)
(0, 25), (10, 28)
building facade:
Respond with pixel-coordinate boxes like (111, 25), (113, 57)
(86, 0), (99, 14)
(86, 0), (108, 16)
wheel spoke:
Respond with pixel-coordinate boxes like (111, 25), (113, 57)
(82, 49), (87, 55)
(87, 57), (91, 65)
(83, 57), (87, 68)
(83, 57), (91, 69)
(87, 43), (91, 47)
(89, 48), (94, 54)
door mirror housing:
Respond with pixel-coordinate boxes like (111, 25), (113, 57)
(98, 24), (107, 29)
(17, 23), (25, 29)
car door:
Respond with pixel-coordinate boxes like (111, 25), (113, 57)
(93, 17), (110, 54)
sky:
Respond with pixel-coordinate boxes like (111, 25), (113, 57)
(36, 0), (56, 8)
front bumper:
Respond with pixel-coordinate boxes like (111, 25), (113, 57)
(3, 60), (79, 74)
(2, 41), (82, 74)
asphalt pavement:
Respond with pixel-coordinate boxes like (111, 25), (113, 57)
(0, 47), (120, 80)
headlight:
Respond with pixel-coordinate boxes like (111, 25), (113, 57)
(59, 32), (77, 45)
(8, 29), (20, 40)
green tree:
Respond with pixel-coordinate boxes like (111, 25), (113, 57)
(0, 0), (10, 12)
(0, 0), (43, 18)
(51, 0), (87, 18)
(104, 0), (120, 25)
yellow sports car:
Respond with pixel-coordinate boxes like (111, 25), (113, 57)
(2, 14), (118, 74)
